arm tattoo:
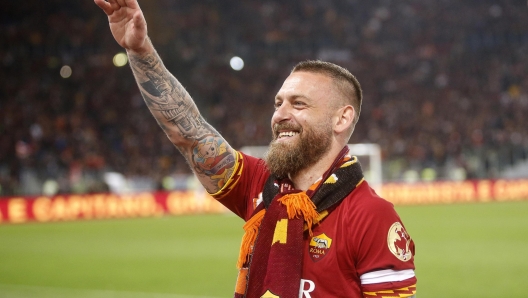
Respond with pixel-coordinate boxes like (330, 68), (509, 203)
(128, 50), (235, 193)
(191, 135), (236, 191)
(129, 53), (206, 139)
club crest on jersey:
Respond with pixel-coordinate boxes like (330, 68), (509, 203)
(309, 233), (332, 262)
(387, 222), (413, 262)
(261, 289), (279, 298)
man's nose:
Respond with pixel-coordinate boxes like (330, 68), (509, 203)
(271, 102), (292, 124)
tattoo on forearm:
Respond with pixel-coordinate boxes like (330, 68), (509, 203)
(128, 50), (235, 193)
(129, 52), (207, 139)
(191, 135), (236, 190)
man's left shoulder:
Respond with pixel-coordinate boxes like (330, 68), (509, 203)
(346, 181), (395, 210)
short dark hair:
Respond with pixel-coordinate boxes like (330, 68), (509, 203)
(292, 60), (363, 127)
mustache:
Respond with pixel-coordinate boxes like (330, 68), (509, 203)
(272, 122), (303, 138)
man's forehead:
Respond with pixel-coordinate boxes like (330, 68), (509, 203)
(276, 71), (332, 99)
(285, 71), (331, 85)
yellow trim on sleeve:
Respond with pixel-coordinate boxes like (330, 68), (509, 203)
(209, 150), (243, 199)
(363, 284), (416, 298)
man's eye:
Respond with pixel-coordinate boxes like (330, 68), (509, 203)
(274, 102), (282, 109)
(294, 101), (305, 106)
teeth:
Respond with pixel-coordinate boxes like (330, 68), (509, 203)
(278, 131), (299, 138)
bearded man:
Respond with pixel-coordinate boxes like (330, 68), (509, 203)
(95, 0), (417, 297)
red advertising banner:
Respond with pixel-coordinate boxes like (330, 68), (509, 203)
(382, 179), (528, 205)
(0, 191), (227, 224)
(1, 179), (528, 224)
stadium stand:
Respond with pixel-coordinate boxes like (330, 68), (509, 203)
(1, 0), (528, 196)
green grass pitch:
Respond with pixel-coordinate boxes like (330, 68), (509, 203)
(0, 200), (527, 297)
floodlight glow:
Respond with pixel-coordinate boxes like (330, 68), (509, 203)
(230, 56), (244, 71)
(113, 52), (128, 67)
(60, 65), (72, 78)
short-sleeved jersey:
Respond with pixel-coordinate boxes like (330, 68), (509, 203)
(212, 151), (417, 297)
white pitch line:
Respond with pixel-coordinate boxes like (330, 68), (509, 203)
(0, 284), (222, 298)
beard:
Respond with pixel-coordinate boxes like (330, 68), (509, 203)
(264, 120), (333, 179)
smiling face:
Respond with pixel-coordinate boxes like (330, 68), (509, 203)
(264, 71), (341, 178)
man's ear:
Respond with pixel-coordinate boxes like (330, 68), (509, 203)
(334, 105), (355, 134)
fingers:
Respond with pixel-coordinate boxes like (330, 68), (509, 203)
(115, 0), (127, 7)
(108, 0), (123, 11)
(124, 0), (140, 10)
(95, 0), (141, 16)
(115, 0), (140, 10)
(94, 0), (114, 15)
(133, 10), (147, 34)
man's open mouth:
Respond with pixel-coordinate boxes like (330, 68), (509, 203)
(278, 131), (300, 139)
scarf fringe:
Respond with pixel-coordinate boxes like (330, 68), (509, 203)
(278, 192), (319, 236)
(236, 209), (266, 269)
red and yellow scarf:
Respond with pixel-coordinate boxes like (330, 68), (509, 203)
(234, 146), (365, 298)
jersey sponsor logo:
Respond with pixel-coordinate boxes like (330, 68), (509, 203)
(308, 233), (332, 262)
(387, 222), (413, 262)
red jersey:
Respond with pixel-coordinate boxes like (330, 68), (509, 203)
(212, 152), (417, 297)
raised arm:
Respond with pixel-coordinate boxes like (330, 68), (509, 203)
(94, 0), (236, 193)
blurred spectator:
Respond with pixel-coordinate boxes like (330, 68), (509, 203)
(1, 0), (527, 196)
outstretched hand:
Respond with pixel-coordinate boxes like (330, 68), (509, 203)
(94, 0), (150, 53)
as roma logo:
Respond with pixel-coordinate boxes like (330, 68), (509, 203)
(309, 233), (332, 262)
(261, 290), (280, 298)
(387, 222), (413, 262)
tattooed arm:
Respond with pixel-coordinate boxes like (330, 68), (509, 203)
(128, 47), (237, 193)
(94, 0), (236, 193)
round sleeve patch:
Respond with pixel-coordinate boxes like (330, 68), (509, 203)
(387, 222), (413, 262)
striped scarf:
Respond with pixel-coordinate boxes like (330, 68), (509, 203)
(234, 146), (365, 298)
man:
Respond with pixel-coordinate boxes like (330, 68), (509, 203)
(94, 0), (417, 297)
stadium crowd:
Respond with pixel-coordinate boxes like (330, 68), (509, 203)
(1, 0), (528, 196)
